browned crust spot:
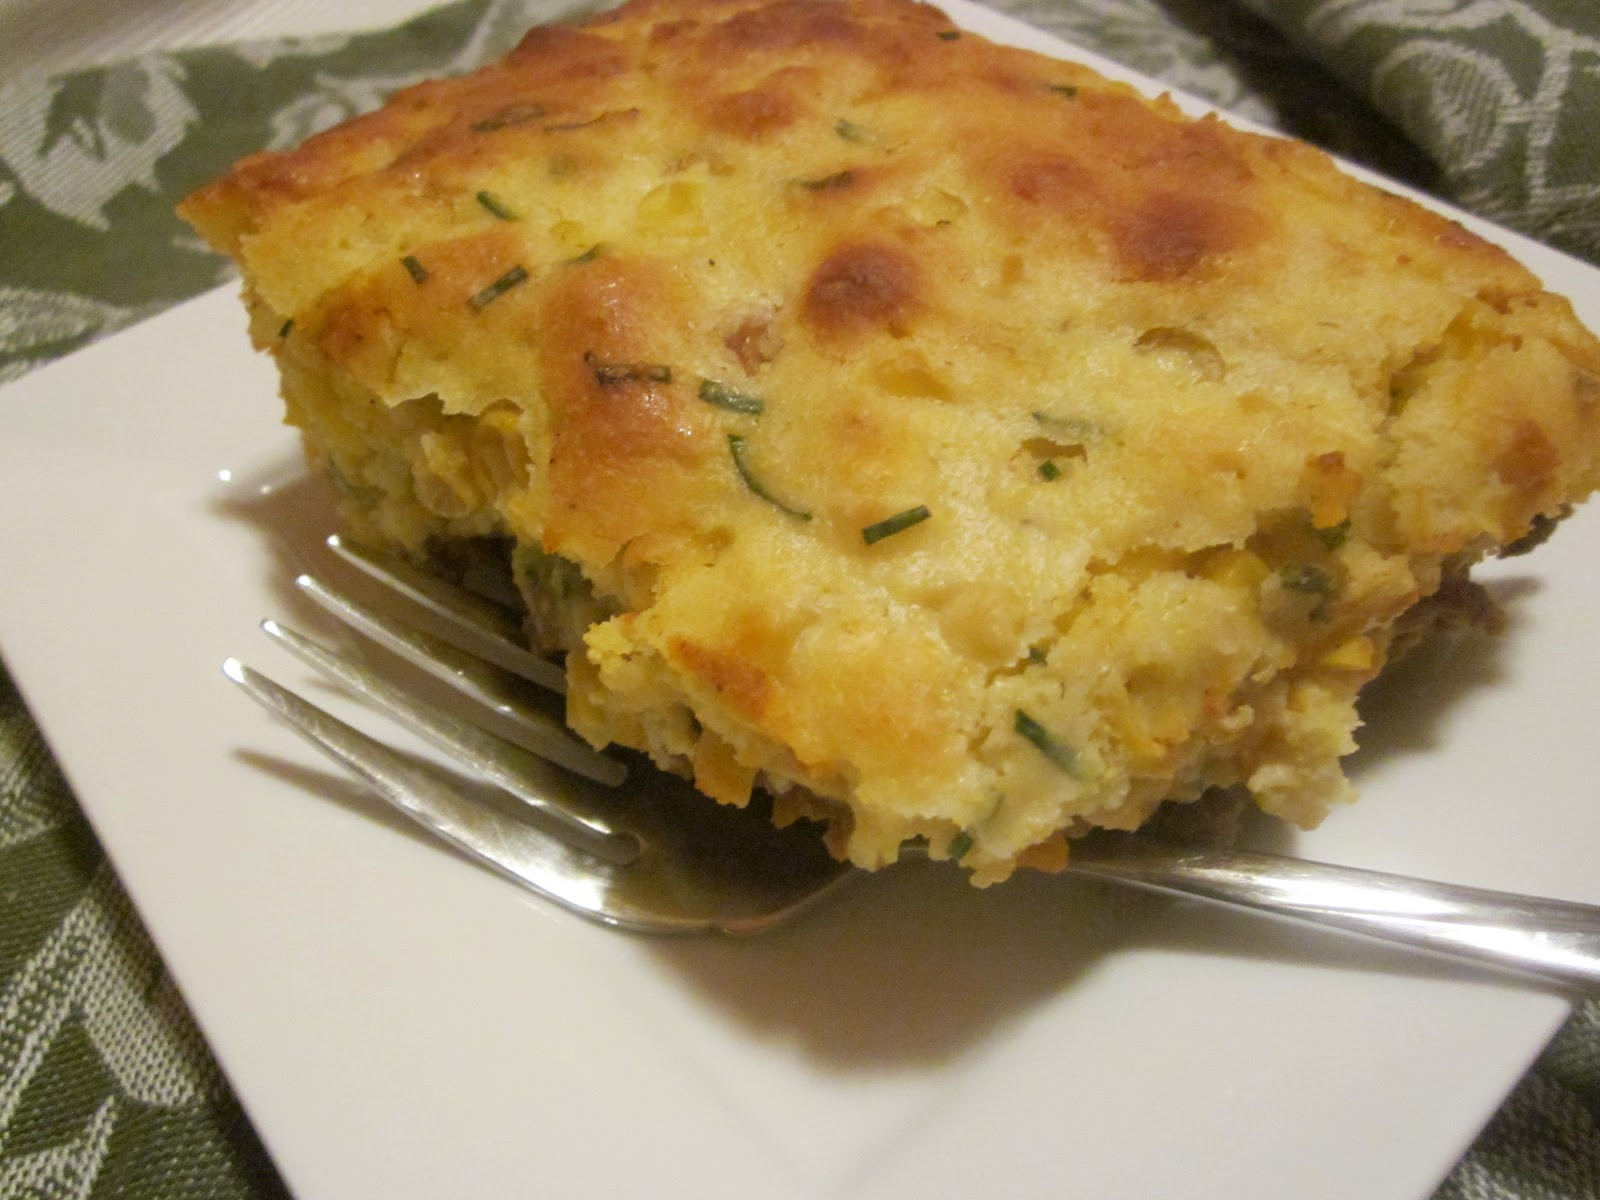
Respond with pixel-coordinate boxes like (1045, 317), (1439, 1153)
(706, 85), (802, 139)
(802, 241), (920, 340)
(670, 635), (773, 717)
(1494, 419), (1559, 493)
(538, 258), (714, 559)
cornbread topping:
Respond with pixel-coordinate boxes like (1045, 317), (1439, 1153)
(181, 0), (1600, 882)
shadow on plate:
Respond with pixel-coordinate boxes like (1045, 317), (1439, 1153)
(638, 832), (1553, 1075)
(1347, 575), (1537, 778)
(636, 577), (1549, 1071)
(212, 453), (347, 612)
(211, 451), (1554, 1069)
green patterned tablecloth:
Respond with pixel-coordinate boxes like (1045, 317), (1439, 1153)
(2, 1), (1597, 1196)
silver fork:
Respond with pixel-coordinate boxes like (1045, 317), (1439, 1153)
(225, 536), (1600, 992)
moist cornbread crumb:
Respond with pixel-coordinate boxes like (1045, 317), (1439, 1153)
(180, 0), (1600, 883)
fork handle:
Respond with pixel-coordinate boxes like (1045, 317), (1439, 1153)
(1068, 834), (1600, 993)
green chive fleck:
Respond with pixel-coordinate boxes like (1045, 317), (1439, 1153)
(585, 353), (673, 386)
(728, 434), (811, 519)
(543, 114), (608, 133)
(468, 265), (528, 311)
(568, 244), (603, 265)
(699, 379), (765, 415)
(797, 169), (855, 191)
(401, 254), (430, 283)
(1037, 459), (1062, 481)
(278, 318), (294, 338)
(1015, 709), (1083, 777)
(1313, 519), (1350, 550)
(835, 118), (874, 144)
(472, 102), (545, 132)
(937, 29), (961, 40)
(1049, 84), (1080, 99)
(1032, 411), (1098, 441)
(947, 830), (975, 860)
(476, 190), (518, 220)
(862, 504), (930, 545)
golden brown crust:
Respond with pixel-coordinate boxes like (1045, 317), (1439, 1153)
(181, 0), (1600, 882)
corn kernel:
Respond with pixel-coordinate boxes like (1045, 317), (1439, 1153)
(1320, 635), (1375, 671)
(1199, 546), (1271, 591)
(636, 180), (708, 236)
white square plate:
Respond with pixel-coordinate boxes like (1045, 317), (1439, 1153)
(2, 3), (1597, 1196)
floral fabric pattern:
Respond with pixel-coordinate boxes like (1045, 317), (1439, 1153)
(1243, 0), (1600, 260)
